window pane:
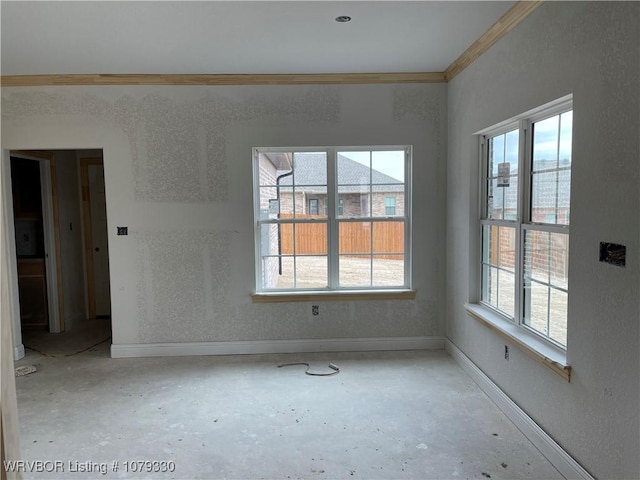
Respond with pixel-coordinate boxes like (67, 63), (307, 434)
(523, 230), (568, 344)
(524, 279), (549, 336)
(531, 171), (558, 223)
(334, 193), (371, 218)
(487, 178), (502, 220)
(497, 226), (516, 272)
(505, 130), (519, 167)
(557, 169), (571, 226)
(483, 225), (516, 272)
(294, 223), (327, 255)
(293, 152), (327, 186)
(338, 151), (370, 186)
(489, 135), (505, 174)
(372, 255), (404, 286)
(373, 221), (404, 255)
(524, 231), (569, 288)
(260, 223), (282, 256)
(524, 230), (549, 283)
(481, 225), (515, 318)
(559, 111), (573, 165)
(533, 115), (559, 170)
(261, 256), (294, 290)
(549, 288), (568, 346)
(497, 270), (515, 318)
(258, 152), (292, 186)
(295, 256), (328, 288)
(372, 150), (404, 184)
(549, 232), (569, 289)
(488, 176), (518, 220)
(482, 265), (499, 310)
(339, 222), (371, 254)
(337, 193), (371, 218)
(481, 225), (492, 265)
(339, 255), (371, 287)
(259, 186), (278, 219)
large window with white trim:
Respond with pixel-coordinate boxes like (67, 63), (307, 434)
(254, 147), (411, 292)
(480, 98), (572, 347)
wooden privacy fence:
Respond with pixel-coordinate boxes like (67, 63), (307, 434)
(280, 215), (404, 260)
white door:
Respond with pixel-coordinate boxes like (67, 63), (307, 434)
(88, 164), (111, 316)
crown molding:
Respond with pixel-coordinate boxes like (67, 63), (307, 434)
(0, 72), (446, 87)
(445, 0), (544, 82)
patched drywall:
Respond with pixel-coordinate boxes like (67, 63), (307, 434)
(2, 83), (447, 346)
(446, 2), (639, 478)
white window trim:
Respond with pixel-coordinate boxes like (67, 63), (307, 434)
(469, 95), (572, 378)
(252, 146), (413, 295)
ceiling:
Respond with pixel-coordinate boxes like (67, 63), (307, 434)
(0, 1), (515, 76)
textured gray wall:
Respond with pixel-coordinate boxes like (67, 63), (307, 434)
(446, 2), (639, 478)
(2, 83), (447, 345)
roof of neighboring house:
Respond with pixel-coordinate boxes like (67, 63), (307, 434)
(277, 153), (404, 194)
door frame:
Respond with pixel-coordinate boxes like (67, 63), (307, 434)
(9, 150), (64, 334)
(80, 157), (105, 319)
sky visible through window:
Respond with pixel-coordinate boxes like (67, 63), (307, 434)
(492, 113), (572, 173)
(340, 150), (405, 182)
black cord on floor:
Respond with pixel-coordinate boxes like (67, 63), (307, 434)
(277, 362), (340, 376)
(24, 336), (112, 358)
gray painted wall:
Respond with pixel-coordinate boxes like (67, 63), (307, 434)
(446, 2), (639, 478)
(1, 83), (447, 345)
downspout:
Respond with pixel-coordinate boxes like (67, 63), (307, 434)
(276, 167), (293, 275)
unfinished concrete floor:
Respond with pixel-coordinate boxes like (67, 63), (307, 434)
(14, 330), (563, 479)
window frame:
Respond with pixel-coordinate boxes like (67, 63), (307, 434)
(253, 146), (412, 294)
(477, 96), (572, 352)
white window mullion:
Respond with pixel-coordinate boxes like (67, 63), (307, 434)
(515, 119), (530, 326)
(404, 146), (412, 288)
(327, 148), (339, 288)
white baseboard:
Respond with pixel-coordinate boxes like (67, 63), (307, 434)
(14, 343), (24, 361)
(111, 336), (444, 359)
(445, 338), (594, 480)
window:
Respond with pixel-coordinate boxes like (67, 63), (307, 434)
(385, 197), (396, 216)
(308, 199), (319, 215)
(254, 147), (411, 292)
(480, 98), (572, 348)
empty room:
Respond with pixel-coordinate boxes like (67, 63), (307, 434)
(1, 1), (638, 479)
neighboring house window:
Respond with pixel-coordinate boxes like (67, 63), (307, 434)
(480, 98), (572, 348)
(254, 147), (410, 291)
(309, 199), (319, 215)
(385, 197), (396, 216)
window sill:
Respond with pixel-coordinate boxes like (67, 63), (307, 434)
(465, 303), (571, 382)
(252, 290), (416, 303)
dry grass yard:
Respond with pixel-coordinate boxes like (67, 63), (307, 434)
(276, 256), (405, 289)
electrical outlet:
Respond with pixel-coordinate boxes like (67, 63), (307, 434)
(312, 305), (319, 316)
(504, 345), (509, 360)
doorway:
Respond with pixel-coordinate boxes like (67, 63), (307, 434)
(80, 157), (111, 318)
(6, 149), (111, 359)
(9, 151), (63, 335)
